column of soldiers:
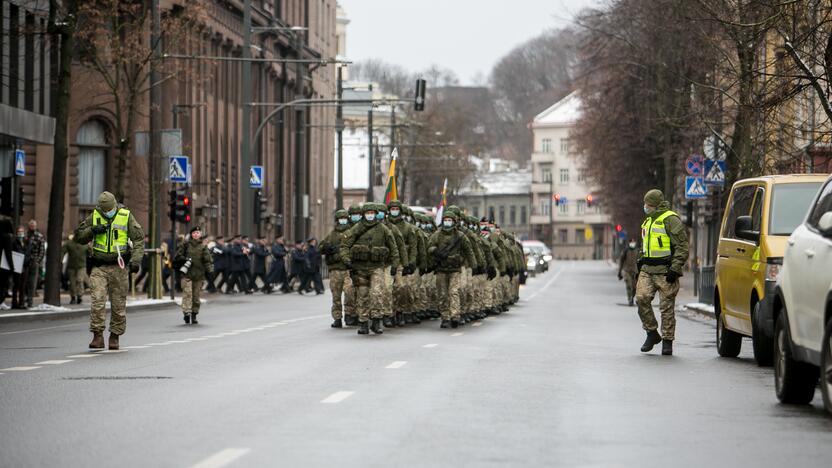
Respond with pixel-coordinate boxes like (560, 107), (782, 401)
(324, 200), (525, 335)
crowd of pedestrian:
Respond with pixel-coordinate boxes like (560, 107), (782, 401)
(0, 218), (46, 310)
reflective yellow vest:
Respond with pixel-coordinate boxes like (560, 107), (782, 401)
(92, 208), (131, 254)
(641, 210), (678, 259)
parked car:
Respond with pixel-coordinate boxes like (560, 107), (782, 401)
(522, 240), (552, 273)
(714, 174), (827, 366)
(772, 175), (832, 415)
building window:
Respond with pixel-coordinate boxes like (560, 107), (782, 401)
(578, 168), (587, 183)
(542, 138), (552, 153)
(576, 200), (586, 215)
(576, 229), (586, 244)
(541, 165), (552, 183)
(540, 200), (550, 216)
(558, 202), (568, 215)
(558, 229), (568, 244)
(473, 206), (480, 218)
(560, 138), (569, 154)
(560, 168), (569, 184)
(510, 206), (516, 225)
(499, 206), (505, 225)
(0, 148), (13, 178)
(76, 120), (108, 205)
(520, 206), (527, 224)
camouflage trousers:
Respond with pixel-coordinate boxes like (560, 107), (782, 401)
(471, 273), (485, 311)
(67, 268), (86, 297)
(436, 271), (462, 320)
(383, 267), (395, 317)
(423, 271), (437, 311)
(635, 270), (680, 341)
(393, 269), (412, 314)
(353, 268), (387, 322)
(623, 271), (637, 303)
(181, 278), (203, 315)
(329, 269), (355, 320)
(89, 264), (128, 335)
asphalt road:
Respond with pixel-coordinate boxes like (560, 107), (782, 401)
(1, 261), (830, 468)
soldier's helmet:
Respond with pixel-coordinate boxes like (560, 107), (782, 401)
(362, 203), (379, 213)
(442, 211), (458, 221)
(376, 203), (388, 213)
(387, 199), (403, 209)
(402, 205), (412, 216)
(446, 205), (460, 215)
(348, 204), (362, 215)
(334, 209), (348, 220)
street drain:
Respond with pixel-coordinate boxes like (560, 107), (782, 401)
(63, 376), (173, 380)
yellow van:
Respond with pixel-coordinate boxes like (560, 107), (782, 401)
(714, 174), (827, 365)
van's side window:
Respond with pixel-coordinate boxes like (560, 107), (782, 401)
(807, 181), (832, 230)
(723, 186), (756, 239)
(751, 187), (765, 232)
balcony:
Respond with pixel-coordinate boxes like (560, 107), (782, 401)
(531, 152), (556, 163)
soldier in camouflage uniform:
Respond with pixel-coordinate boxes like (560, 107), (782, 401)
(387, 200), (419, 326)
(380, 203), (408, 328)
(321, 209), (356, 327)
(411, 210), (429, 322)
(348, 204), (363, 225)
(635, 189), (689, 356)
(428, 211), (475, 329)
(174, 226), (213, 325)
(340, 203), (400, 335)
(618, 238), (639, 306)
(74, 191), (144, 350)
(61, 234), (88, 305)
(478, 218), (501, 315)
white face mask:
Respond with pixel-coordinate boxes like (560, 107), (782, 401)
(338, 218), (348, 225)
(390, 209), (401, 217)
(442, 220), (454, 228)
(628, 242), (636, 249)
(364, 213), (376, 222)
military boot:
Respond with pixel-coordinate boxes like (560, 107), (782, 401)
(108, 333), (120, 350)
(371, 318), (384, 334)
(440, 319), (450, 329)
(411, 313), (421, 325)
(331, 318), (343, 328)
(357, 321), (370, 335)
(640, 330), (662, 352)
(662, 340), (673, 356)
(344, 315), (357, 326)
(383, 316), (394, 328)
(184, 313), (191, 324)
(191, 313), (198, 325)
(76, 296), (83, 305)
(89, 332), (104, 349)
(450, 318), (459, 329)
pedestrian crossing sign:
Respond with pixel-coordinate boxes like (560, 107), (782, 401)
(704, 160), (726, 186)
(169, 156), (188, 183)
(14, 150), (24, 176)
(685, 176), (707, 199)
(250, 165), (263, 188)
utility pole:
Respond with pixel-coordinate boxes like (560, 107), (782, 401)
(390, 106), (397, 200)
(241, 0), (253, 236)
(366, 108), (373, 202)
(148, 0), (162, 299)
(549, 179), (554, 248)
(336, 66), (344, 209)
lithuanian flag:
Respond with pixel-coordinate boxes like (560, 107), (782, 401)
(384, 148), (398, 204)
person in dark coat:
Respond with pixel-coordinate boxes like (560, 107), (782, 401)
(12, 227), (27, 308)
(266, 236), (289, 293)
(226, 235), (249, 294)
(288, 240), (306, 292)
(251, 237), (270, 292)
(0, 219), (15, 308)
(300, 237), (324, 295)
(241, 235), (254, 293)
(212, 236), (229, 293)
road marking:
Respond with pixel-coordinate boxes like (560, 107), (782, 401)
(66, 354), (101, 358)
(186, 338), (209, 342)
(190, 448), (251, 468)
(123, 345), (150, 349)
(423, 343), (438, 348)
(35, 360), (73, 365)
(451, 332), (464, 337)
(146, 342), (172, 346)
(321, 391), (354, 404)
(168, 340), (190, 344)
(472, 322), (482, 327)
(98, 349), (127, 354)
(525, 267), (564, 301)
(0, 366), (41, 371)
(386, 361), (407, 369)
(202, 335), (224, 339)
(0, 323), (77, 336)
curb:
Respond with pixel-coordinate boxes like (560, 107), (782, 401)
(682, 303), (716, 319)
(0, 300), (177, 324)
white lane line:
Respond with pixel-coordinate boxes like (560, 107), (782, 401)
(386, 361), (407, 369)
(66, 354), (101, 358)
(123, 345), (150, 349)
(146, 342), (172, 346)
(472, 322), (482, 327)
(451, 332), (464, 337)
(190, 448), (251, 468)
(186, 338), (209, 342)
(98, 349), (127, 354)
(0, 323), (78, 336)
(35, 360), (73, 365)
(321, 391), (354, 404)
(0, 366), (42, 371)
(423, 343), (438, 348)
(202, 335), (224, 339)
(168, 340), (190, 344)
(525, 267), (564, 301)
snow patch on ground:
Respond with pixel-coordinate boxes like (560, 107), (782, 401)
(27, 304), (72, 312)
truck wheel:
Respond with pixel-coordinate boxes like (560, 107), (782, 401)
(774, 313), (817, 405)
(820, 319), (832, 415)
(716, 295), (742, 358)
(752, 302), (774, 366)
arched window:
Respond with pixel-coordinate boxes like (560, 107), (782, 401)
(76, 120), (107, 205)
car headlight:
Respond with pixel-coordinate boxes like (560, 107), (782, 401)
(527, 259), (536, 269)
(765, 257), (782, 281)
(543, 255), (552, 262)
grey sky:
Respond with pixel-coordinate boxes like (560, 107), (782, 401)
(338, 0), (601, 85)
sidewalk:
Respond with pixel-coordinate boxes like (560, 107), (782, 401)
(675, 273), (716, 319)
(0, 292), (177, 323)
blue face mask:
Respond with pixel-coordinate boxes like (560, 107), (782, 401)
(104, 208), (117, 219)
(350, 214), (361, 223)
(376, 212), (385, 221)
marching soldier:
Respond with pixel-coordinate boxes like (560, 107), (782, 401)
(74, 191), (144, 350)
(380, 203), (408, 328)
(174, 226), (213, 324)
(321, 209), (356, 327)
(618, 239), (639, 306)
(635, 189), (689, 356)
(340, 203), (400, 335)
(387, 200), (418, 326)
(428, 211), (475, 329)
(61, 234), (88, 305)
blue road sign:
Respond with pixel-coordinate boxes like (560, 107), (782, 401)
(250, 165), (263, 189)
(704, 160), (726, 186)
(169, 156), (188, 183)
(14, 150), (24, 176)
(685, 154), (704, 176)
(685, 176), (708, 199)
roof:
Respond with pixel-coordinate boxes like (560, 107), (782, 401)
(458, 170), (531, 196)
(532, 90), (581, 128)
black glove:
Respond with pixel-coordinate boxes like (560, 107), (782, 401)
(343, 260), (353, 271)
(475, 266), (484, 276)
(665, 270), (680, 283)
(636, 258), (644, 271)
(390, 266), (397, 276)
(129, 262), (140, 274)
(487, 266), (497, 280)
(91, 224), (108, 235)
(419, 268), (426, 276)
(403, 264), (416, 276)
(617, 272), (623, 281)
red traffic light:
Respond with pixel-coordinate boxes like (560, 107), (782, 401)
(615, 224), (623, 232)
(183, 197), (190, 206)
(553, 193), (561, 205)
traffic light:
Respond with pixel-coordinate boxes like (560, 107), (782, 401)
(586, 194), (594, 208)
(615, 224), (623, 233)
(414, 78), (426, 111)
(170, 188), (191, 223)
(553, 193), (561, 206)
(254, 189), (267, 224)
(168, 189), (177, 222)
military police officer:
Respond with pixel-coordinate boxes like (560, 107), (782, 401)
(174, 226), (213, 324)
(74, 191), (144, 350)
(635, 189), (689, 356)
